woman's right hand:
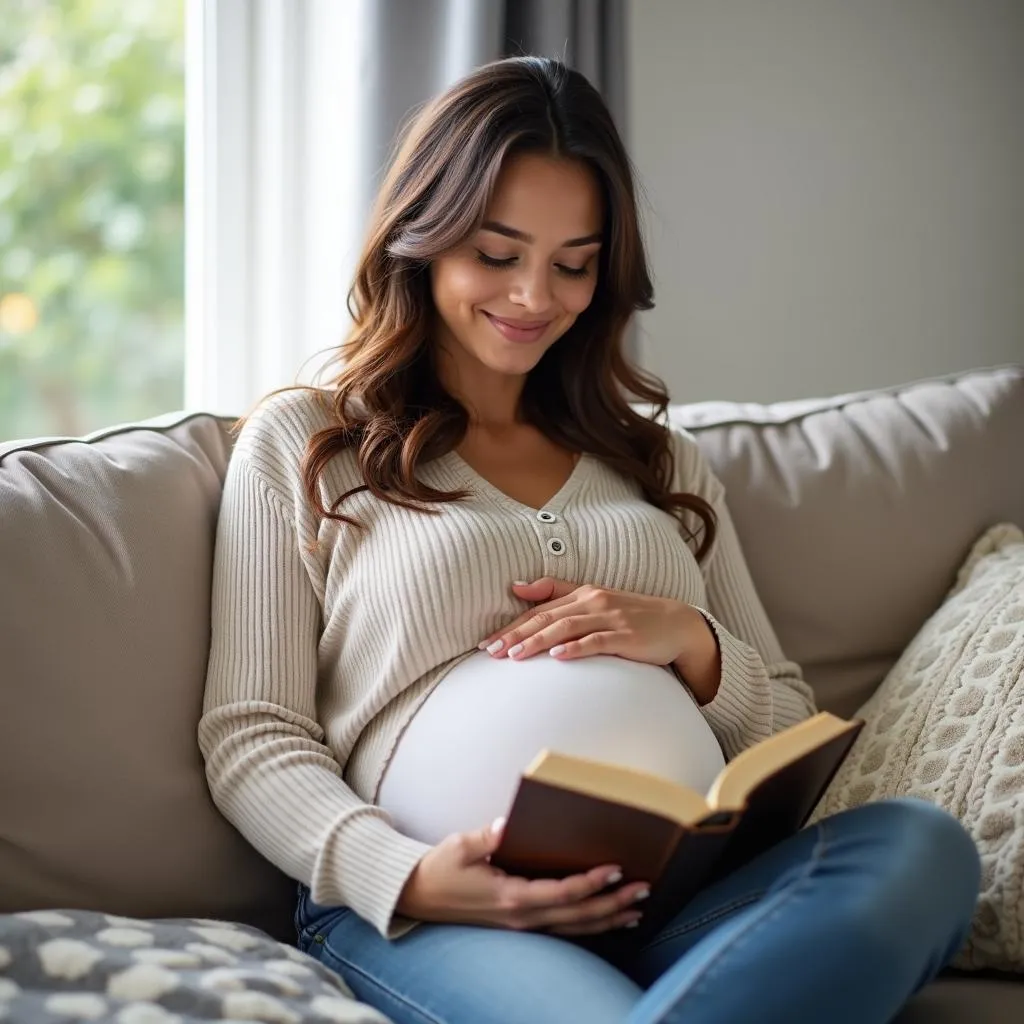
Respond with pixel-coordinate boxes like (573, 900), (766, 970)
(395, 818), (650, 935)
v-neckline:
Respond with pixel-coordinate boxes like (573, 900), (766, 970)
(440, 449), (592, 517)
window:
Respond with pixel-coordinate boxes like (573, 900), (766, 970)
(0, 0), (185, 441)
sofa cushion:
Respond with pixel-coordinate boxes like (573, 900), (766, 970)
(0, 414), (294, 938)
(894, 974), (1024, 1022)
(0, 909), (388, 1022)
(814, 523), (1024, 972)
(674, 365), (1024, 716)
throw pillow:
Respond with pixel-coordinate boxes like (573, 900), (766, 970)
(813, 523), (1024, 973)
(0, 910), (390, 1023)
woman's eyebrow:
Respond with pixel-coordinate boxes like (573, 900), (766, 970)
(480, 220), (602, 248)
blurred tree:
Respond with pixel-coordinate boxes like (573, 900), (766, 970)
(0, 0), (184, 440)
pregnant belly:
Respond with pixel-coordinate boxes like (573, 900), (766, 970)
(377, 649), (726, 845)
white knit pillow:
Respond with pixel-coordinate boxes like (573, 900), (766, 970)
(814, 523), (1024, 973)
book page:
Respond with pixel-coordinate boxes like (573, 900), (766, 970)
(526, 750), (711, 825)
(706, 712), (856, 810)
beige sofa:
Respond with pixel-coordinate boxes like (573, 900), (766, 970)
(2, 364), (1022, 1021)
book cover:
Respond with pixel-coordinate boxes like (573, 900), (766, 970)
(490, 712), (863, 936)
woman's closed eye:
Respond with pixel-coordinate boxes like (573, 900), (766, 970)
(474, 250), (591, 279)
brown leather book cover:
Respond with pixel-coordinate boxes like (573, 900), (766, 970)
(709, 725), (863, 880)
(492, 778), (688, 882)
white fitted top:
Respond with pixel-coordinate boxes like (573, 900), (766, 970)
(377, 649), (726, 845)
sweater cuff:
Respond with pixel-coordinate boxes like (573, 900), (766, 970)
(692, 608), (774, 759)
(316, 809), (432, 940)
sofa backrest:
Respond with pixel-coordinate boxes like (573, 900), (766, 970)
(1, 364), (1021, 927)
(674, 365), (1024, 716)
(0, 413), (295, 937)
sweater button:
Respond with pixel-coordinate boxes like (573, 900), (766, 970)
(547, 537), (566, 555)
(537, 510), (558, 523)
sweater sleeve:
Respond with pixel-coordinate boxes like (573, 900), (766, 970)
(668, 427), (818, 760)
(198, 449), (431, 939)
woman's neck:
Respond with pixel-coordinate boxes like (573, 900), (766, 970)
(438, 361), (527, 430)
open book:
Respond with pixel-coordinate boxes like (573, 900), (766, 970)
(490, 711), (863, 936)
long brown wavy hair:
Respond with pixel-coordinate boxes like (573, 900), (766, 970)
(284, 56), (717, 560)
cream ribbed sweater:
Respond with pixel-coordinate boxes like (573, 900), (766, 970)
(199, 389), (817, 939)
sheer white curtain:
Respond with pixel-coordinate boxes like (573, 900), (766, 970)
(185, 0), (626, 415)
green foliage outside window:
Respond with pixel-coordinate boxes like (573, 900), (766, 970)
(0, 0), (185, 440)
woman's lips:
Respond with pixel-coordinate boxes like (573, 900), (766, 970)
(483, 312), (552, 343)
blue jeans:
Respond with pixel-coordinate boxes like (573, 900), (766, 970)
(295, 799), (980, 1024)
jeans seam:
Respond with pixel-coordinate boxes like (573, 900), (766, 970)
(319, 939), (446, 1024)
(293, 883), (307, 944)
(639, 893), (766, 953)
(646, 821), (830, 1024)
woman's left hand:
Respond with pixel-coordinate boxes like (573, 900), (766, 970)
(478, 577), (716, 675)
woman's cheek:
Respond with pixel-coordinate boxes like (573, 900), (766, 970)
(433, 255), (490, 308)
(440, 261), (471, 297)
(564, 277), (598, 315)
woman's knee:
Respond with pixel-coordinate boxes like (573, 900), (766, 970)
(875, 798), (979, 893)
(832, 798), (980, 945)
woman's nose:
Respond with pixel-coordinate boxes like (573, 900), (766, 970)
(510, 267), (553, 313)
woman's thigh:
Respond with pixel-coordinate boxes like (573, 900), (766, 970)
(624, 797), (978, 991)
(297, 900), (643, 1024)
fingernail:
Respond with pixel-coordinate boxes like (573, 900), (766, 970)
(507, 643), (524, 658)
(491, 816), (506, 834)
(606, 870), (623, 885)
(486, 639), (504, 654)
(634, 889), (650, 902)
(512, 580), (529, 586)
(624, 919), (641, 929)
(549, 644), (566, 657)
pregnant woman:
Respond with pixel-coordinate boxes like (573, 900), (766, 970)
(200, 56), (980, 1024)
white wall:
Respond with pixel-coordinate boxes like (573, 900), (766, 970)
(629, 0), (1024, 402)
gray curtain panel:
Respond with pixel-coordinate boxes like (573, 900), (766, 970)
(358, 0), (628, 208)
(502, 0), (627, 129)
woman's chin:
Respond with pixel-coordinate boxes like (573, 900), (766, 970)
(476, 349), (543, 377)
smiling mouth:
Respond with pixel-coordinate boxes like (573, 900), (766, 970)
(483, 312), (553, 343)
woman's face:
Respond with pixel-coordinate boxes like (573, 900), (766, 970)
(430, 152), (603, 383)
